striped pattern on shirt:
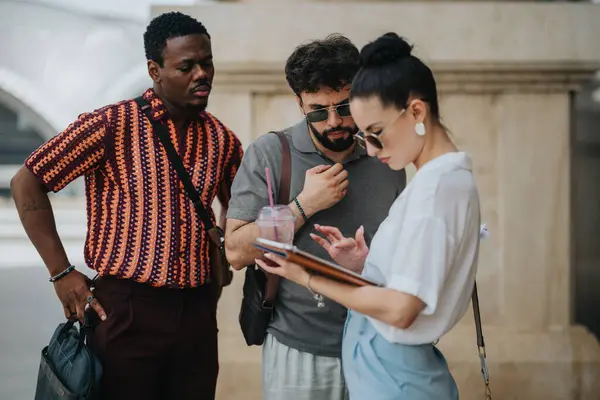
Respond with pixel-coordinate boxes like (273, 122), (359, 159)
(25, 88), (244, 288)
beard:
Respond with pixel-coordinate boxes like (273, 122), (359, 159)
(308, 122), (358, 152)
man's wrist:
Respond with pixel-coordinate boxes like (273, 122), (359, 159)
(295, 193), (316, 219)
(293, 197), (309, 223)
(49, 264), (76, 283)
(47, 260), (72, 277)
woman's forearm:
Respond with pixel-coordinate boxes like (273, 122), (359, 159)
(308, 275), (423, 329)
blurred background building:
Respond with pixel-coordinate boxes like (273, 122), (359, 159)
(0, 0), (599, 399)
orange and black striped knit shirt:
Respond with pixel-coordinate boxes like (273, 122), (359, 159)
(25, 88), (244, 288)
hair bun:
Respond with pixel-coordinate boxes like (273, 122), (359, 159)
(360, 32), (413, 67)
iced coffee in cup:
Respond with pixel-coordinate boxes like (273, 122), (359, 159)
(256, 205), (296, 245)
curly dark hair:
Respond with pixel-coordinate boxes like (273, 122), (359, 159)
(143, 12), (210, 67)
(285, 34), (361, 96)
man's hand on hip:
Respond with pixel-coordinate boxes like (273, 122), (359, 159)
(54, 270), (107, 322)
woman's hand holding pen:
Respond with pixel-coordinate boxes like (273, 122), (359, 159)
(310, 224), (369, 273)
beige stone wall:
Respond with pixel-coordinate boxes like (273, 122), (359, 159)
(155, 2), (600, 399)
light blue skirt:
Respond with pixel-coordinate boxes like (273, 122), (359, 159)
(342, 311), (459, 400)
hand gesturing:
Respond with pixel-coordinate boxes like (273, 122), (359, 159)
(310, 224), (369, 273)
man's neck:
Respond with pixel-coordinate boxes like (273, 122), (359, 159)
(153, 86), (194, 132)
(309, 131), (355, 164)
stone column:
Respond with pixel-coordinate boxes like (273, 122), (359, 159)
(154, 2), (600, 399)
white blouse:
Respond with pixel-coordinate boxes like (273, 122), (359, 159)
(362, 152), (481, 345)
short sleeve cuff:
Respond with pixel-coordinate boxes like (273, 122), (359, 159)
(24, 160), (57, 193)
(387, 274), (438, 315)
(226, 207), (259, 222)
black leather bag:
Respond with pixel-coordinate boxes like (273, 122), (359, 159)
(35, 314), (102, 400)
(238, 131), (291, 346)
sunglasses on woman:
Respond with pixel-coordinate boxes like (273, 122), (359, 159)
(354, 107), (408, 150)
(305, 103), (352, 123)
(354, 132), (380, 150)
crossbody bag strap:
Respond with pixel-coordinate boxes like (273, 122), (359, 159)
(276, 131), (292, 206)
(134, 97), (220, 243)
(263, 131), (291, 307)
(472, 282), (491, 399)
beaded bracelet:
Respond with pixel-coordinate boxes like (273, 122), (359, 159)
(293, 197), (309, 223)
(49, 265), (76, 283)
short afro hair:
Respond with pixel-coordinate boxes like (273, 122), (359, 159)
(284, 34), (361, 96)
(144, 12), (210, 67)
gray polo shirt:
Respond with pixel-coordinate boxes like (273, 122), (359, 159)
(227, 120), (406, 357)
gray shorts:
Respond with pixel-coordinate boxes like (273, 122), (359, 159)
(262, 334), (349, 400)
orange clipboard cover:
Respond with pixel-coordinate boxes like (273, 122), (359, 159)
(253, 238), (382, 287)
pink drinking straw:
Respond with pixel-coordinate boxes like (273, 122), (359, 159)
(265, 167), (275, 208)
(265, 167), (280, 242)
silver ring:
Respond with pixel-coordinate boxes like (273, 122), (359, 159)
(86, 295), (94, 304)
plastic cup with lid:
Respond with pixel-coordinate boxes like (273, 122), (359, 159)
(256, 205), (296, 245)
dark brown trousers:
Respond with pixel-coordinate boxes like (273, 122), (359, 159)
(88, 276), (219, 400)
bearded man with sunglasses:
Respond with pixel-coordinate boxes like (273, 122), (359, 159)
(225, 34), (406, 400)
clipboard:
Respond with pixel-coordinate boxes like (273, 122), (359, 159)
(253, 238), (382, 287)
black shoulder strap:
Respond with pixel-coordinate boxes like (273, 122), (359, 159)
(134, 96), (215, 232)
(472, 282), (491, 396)
(275, 131), (291, 205)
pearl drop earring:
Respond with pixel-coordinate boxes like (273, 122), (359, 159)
(415, 122), (426, 136)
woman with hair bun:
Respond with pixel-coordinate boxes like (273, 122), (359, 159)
(256, 33), (480, 399)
